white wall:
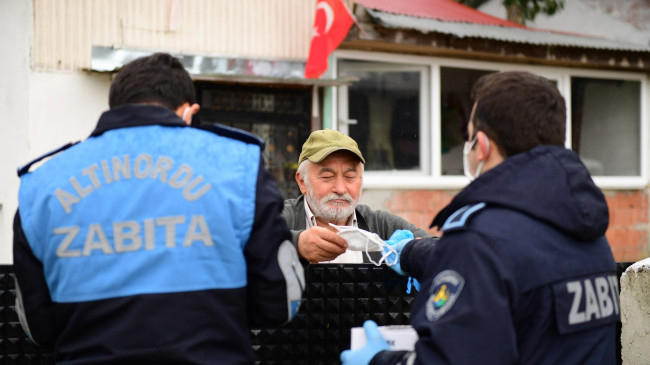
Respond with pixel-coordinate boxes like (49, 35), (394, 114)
(27, 72), (111, 156)
(0, 72), (111, 264)
(0, 0), (32, 264)
(0, 0), (111, 263)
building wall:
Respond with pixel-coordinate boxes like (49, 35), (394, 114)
(0, 0), (31, 264)
(360, 189), (650, 262)
(0, 71), (111, 264)
(605, 191), (649, 261)
(0, 0), (112, 263)
(32, 0), (354, 72)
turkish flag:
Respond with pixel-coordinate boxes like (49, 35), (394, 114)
(304, 0), (354, 79)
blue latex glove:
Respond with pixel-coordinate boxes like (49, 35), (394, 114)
(407, 276), (421, 294)
(340, 320), (390, 365)
(383, 230), (414, 276)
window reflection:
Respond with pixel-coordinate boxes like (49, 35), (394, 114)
(339, 62), (422, 171)
(338, 59), (644, 181)
(440, 67), (494, 176)
(194, 82), (311, 199)
(571, 77), (641, 176)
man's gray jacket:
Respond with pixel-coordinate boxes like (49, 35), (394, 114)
(282, 195), (433, 262)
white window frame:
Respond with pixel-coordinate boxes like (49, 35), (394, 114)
(336, 59), (431, 177)
(332, 50), (649, 190)
(560, 69), (648, 189)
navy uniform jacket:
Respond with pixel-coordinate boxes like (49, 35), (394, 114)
(14, 104), (304, 365)
(372, 145), (618, 365)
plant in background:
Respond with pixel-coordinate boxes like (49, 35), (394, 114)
(503, 0), (564, 24)
(457, 0), (565, 25)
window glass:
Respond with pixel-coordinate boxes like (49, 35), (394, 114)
(336, 53), (645, 187)
(339, 61), (424, 171)
(440, 67), (494, 175)
(571, 77), (641, 176)
(194, 82), (311, 199)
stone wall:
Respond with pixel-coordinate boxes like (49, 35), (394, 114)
(620, 258), (650, 365)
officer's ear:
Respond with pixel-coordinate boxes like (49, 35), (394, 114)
(175, 102), (200, 125)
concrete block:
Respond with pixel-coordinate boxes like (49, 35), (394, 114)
(620, 258), (650, 365)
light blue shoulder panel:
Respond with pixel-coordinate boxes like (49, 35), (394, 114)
(442, 203), (486, 232)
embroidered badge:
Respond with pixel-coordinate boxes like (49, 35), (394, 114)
(426, 270), (465, 321)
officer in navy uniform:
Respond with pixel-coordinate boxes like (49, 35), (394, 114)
(341, 71), (619, 365)
(13, 53), (304, 364)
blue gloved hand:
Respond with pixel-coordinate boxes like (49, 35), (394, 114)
(407, 276), (420, 294)
(382, 230), (414, 276)
(340, 320), (390, 365)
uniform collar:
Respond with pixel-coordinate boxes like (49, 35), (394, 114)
(90, 104), (187, 137)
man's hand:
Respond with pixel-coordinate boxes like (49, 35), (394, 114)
(298, 226), (348, 263)
(340, 320), (390, 365)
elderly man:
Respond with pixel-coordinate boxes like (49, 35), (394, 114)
(282, 129), (432, 264)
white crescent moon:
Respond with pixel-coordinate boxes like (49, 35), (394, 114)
(316, 2), (335, 34)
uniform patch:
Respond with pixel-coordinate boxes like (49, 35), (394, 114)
(552, 273), (620, 334)
(426, 270), (465, 321)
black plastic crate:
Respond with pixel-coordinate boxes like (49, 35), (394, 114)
(0, 263), (632, 364)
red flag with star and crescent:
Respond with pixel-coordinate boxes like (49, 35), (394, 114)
(304, 0), (355, 79)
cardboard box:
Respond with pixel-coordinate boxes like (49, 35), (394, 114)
(350, 325), (418, 351)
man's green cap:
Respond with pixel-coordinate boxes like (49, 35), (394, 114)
(298, 129), (365, 165)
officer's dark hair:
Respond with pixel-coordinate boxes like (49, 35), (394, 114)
(470, 71), (566, 157)
(109, 53), (196, 110)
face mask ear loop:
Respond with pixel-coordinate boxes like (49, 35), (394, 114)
(383, 243), (398, 266)
(473, 133), (490, 178)
(351, 229), (398, 267)
(364, 234), (380, 266)
(372, 240), (398, 267)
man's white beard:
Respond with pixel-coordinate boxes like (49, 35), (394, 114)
(305, 188), (357, 224)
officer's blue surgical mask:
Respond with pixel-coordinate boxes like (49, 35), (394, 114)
(463, 134), (489, 181)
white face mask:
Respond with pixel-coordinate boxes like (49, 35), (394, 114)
(329, 224), (398, 266)
(462, 134), (489, 181)
(182, 106), (192, 124)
